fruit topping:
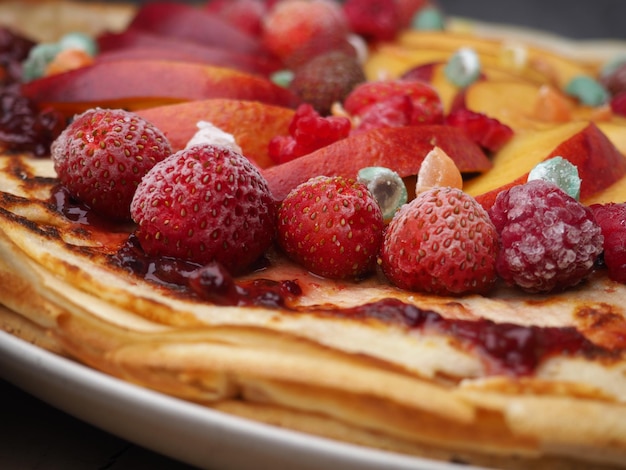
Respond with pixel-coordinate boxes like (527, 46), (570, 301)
(445, 107), (514, 153)
(185, 120), (242, 154)
(22, 32), (98, 81)
(380, 187), (499, 296)
(131, 144), (276, 274)
(204, 0), (268, 37)
(527, 156), (581, 200)
(564, 75), (610, 107)
(277, 175), (384, 279)
(600, 60), (626, 96)
(51, 108), (172, 220)
(610, 92), (626, 117)
(357, 166), (408, 222)
(343, 0), (400, 42)
(444, 48), (481, 88)
(489, 179), (604, 293)
(589, 203), (626, 284)
(411, 6), (445, 31)
(268, 103), (351, 164)
(288, 50), (365, 115)
(344, 79), (444, 129)
(0, 87), (65, 157)
(262, 0), (349, 63)
(415, 146), (463, 194)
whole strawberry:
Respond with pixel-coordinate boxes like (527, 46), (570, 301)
(380, 187), (499, 296)
(277, 176), (384, 279)
(51, 108), (172, 220)
(489, 180), (604, 293)
(262, 0), (349, 63)
(130, 144), (276, 274)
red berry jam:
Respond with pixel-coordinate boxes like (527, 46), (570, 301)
(327, 298), (619, 376)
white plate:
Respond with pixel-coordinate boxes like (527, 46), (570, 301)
(0, 331), (487, 470)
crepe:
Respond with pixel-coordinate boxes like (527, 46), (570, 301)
(0, 2), (626, 469)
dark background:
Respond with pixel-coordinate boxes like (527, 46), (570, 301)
(2, 1), (625, 470)
(438, 0), (626, 39)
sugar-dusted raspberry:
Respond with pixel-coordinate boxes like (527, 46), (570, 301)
(489, 180), (604, 293)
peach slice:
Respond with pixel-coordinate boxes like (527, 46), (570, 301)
(97, 30), (282, 76)
(137, 99), (295, 169)
(398, 30), (595, 88)
(461, 79), (543, 131)
(263, 125), (492, 201)
(468, 123), (626, 209)
(127, 2), (263, 55)
(21, 59), (299, 118)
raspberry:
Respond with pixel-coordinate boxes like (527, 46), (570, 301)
(51, 108), (172, 220)
(268, 104), (351, 164)
(277, 176), (384, 279)
(130, 144), (276, 273)
(344, 79), (444, 128)
(589, 202), (626, 283)
(289, 50), (365, 115)
(489, 180), (604, 293)
(445, 108), (514, 153)
(380, 187), (499, 296)
(352, 94), (413, 134)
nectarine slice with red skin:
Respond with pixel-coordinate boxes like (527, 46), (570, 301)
(97, 30), (282, 76)
(127, 2), (264, 56)
(21, 59), (300, 118)
(474, 123), (626, 210)
(263, 125), (492, 201)
(137, 99), (295, 169)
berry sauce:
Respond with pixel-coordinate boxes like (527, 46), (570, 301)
(330, 298), (620, 376)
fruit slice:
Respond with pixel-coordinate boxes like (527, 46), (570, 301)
(97, 30), (281, 75)
(136, 99), (295, 168)
(467, 123), (626, 209)
(263, 125), (492, 201)
(126, 2), (263, 55)
(21, 59), (299, 117)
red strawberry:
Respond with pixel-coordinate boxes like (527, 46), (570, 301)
(51, 108), (172, 220)
(445, 108), (514, 153)
(130, 145), (276, 274)
(344, 79), (444, 126)
(343, 0), (400, 42)
(262, 0), (349, 63)
(277, 176), (384, 279)
(380, 187), (499, 296)
(204, 0), (268, 36)
(269, 104), (351, 164)
(590, 202), (626, 283)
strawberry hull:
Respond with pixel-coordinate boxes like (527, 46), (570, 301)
(21, 59), (300, 118)
(263, 125), (492, 201)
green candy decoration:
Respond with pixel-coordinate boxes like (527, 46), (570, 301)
(565, 76), (609, 107)
(527, 156), (581, 200)
(357, 167), (408, 222)
(444, 47), (481, 88)
(411, 7), (445, 31)
(22, 42), (62, 81)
